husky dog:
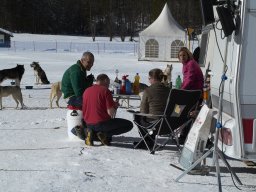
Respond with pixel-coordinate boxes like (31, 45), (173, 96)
(30, 62), (50, 84)
(50, 81), (62, 108)
(136, 83), (149, 99)
(131, 82), (148, 93)
(162, 64), (173, 86)
(0, 86), (25, 109)
(0, 64), (25, 86)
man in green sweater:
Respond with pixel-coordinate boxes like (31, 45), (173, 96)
(61, 51), (95, 109)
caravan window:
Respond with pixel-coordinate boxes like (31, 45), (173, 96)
(170, 40), (184, 58)
(145, 39), (159, 58)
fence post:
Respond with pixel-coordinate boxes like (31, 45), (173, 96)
(14, 41), (16, 52)
(70, 42), (72, 52)
(33, 41), (35, 51)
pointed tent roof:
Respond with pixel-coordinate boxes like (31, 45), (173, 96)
(140, 3), (185, 37)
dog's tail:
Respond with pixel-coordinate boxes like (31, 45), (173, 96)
(0, 73), (4, 84)
(42, 80), (50, 84)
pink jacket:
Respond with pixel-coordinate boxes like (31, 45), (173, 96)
(181, 59), (204, 90)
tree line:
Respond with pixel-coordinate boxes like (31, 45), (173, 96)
(0, 0), (202, 41)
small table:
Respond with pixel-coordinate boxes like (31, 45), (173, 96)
(112, 94), (141, 109)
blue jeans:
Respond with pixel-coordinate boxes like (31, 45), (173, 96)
(67, 96), (82, 108)
(87, 118), (133, 137)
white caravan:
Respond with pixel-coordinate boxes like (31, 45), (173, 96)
(200, 0), (256, 161)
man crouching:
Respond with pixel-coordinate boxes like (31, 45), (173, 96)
(82, 74), (133, 146)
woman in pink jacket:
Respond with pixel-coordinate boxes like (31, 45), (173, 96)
(177, 47), (204, 144)
(178, 47), (204, 90)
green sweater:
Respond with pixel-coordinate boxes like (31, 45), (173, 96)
(61, 60), (92, 99)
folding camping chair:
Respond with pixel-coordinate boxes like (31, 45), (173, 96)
(133, 88), (202, 154)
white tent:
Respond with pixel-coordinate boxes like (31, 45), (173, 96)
(138, 3), (186, 62)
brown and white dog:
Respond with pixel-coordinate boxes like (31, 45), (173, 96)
(50, 81), (62, 108)
(0, 86), (25, 110)
(162, 64), (173, 86)
(0, 64), (25, 86)
(30, 62), (50, 84)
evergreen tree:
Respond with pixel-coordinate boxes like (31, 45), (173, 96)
(0, 0), (202, 37)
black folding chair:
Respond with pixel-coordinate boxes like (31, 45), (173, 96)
(133, 89), (202, 154)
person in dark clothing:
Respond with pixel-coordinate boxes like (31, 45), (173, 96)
(134, 68), (170, 149)
(192, 46), (200, 63)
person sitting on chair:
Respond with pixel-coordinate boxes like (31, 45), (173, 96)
(178, 47), (204, 91)
(82, 74), (133, 146)
(178, 47), (204, 143)
(134, 68), (170, 149)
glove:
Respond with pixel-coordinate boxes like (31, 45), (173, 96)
(87, 74), (95, 85)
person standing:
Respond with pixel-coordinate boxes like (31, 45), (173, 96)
(83, 74), (133, 146)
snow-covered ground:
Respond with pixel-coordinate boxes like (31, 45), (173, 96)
(0, 34), (255, 192)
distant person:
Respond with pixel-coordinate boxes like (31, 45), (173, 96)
(61, 51), (95, 109)
(83, 74), (133, 146)
(192, 47), (200, 63)
(134, 68), (170, 149)
(178, 47), (204, 91)
(178, 47), (204, 143)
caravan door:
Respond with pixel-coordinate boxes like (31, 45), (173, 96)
(237, 0), (256, 160)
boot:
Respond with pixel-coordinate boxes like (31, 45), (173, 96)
(97, 132), (110, 146)
(73, 125), (85, 140)
(85, 129), (94, 146)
